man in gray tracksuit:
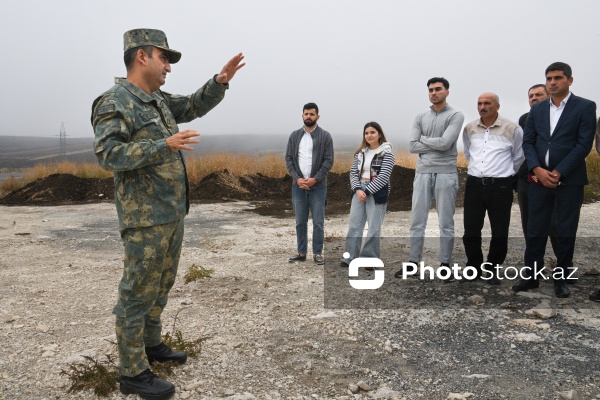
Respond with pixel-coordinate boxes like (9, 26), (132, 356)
(396, 77), (464, 281)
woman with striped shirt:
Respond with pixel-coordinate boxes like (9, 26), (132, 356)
(341, 122), (395, 267)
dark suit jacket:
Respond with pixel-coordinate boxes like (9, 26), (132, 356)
(523, 93), (596, 185)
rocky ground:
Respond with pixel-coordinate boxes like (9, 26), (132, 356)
(1, 201), (600, 400)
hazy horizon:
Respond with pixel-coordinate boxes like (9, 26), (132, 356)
(2, 0), (599, 142)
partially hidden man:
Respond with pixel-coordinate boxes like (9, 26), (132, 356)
(91, 28), (244, 399)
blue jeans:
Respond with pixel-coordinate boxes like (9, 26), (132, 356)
(292, 185), (326, 254)
(343, 182), (387, 263)
(409, 172), (458, 264)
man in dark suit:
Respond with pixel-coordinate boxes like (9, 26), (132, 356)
(512, 62), (597, 298)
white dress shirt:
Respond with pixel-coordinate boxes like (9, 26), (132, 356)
(546, 92), (571, 167)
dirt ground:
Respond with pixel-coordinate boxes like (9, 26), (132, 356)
(2, 197), (600, 399)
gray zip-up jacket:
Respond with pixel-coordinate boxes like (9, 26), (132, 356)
(285, 125), (334, 190)
(409, 104), (464, 173)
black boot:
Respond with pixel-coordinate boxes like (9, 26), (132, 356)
(511, 267), (539, 292)
(146, 343), (187, 365)
(120, 369), (175, 400)
(554, 279), (570, 298)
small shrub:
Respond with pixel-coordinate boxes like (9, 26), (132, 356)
(162, 330), (208, 359)
(183, 264), (214, 284)
(60, 354), (120, 397)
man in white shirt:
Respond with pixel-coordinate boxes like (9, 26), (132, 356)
(285, 103), (334, 265)
(462, 93), (524, 284)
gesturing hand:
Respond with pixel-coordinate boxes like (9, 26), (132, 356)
(215, 53), (246, 84)
(166, 130), (200, 152)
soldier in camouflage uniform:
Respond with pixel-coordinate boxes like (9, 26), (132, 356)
(91, 28), (244, 399)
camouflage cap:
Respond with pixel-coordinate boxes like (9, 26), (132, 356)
(123, 28), (181, 64)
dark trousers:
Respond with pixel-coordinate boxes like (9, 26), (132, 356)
(524, 183), (583, 278)
(517, 178), (558, 253)
(463, 177), (513, 269)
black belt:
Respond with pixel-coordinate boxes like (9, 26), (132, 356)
(468, 175), (512, 186)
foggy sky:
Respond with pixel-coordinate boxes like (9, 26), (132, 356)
(2, 0), (599, 150)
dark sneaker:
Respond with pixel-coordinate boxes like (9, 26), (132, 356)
(589, 290), (600, 302)
(120, 369), (175, 400)
(314, 254), (325, 265)
(145, 343), (187, 365)
(288, 254), (307, 262)
(395, 261), (418, 279)
(440, 263), (455, 283)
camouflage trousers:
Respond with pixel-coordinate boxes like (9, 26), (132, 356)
(114, 219), (184, 377)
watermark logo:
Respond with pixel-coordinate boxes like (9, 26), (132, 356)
(345, 252), (385, 290)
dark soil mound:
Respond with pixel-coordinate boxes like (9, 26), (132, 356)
(1, 167), (469, 217)
(0, 174), (114, 205)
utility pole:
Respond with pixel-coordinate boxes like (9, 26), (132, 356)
(57, 122), (67, 161)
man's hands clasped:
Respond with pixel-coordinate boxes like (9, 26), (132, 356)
(297, 177), (317, 190)
(532, 166), (562, 188)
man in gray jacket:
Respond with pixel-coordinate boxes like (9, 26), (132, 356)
(396, 77), (464, 281)
(285, 103), (334, 265)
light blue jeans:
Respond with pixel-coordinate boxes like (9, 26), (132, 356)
(292, 185), (326, 255)
(343, 182), (387, 263)
(409, 172), (458, 264)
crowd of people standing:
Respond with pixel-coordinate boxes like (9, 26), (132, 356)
(285, 62), (599, 304)
(91, 29), (598, 399)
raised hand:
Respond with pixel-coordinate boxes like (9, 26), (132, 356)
(215, 53), (246, 84)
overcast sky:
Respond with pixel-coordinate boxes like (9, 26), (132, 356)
(2, 0), (599, 150)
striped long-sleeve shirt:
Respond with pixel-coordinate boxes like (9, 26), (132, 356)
(350, 142), (395, 197)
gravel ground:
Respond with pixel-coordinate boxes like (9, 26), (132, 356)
(1, 202), (600, 400)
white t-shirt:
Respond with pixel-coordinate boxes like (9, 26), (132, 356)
(361, 148), (377, 180)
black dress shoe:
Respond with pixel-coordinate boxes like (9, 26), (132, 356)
(120, 369), (175, 400)
(288, 254), (307, 262)
(512, 278), (539, 292)
(146, 343), (187, 365)
(589, 290), (600, 302)
(486, 275), (501, 286)
(554, 281), (570, 298)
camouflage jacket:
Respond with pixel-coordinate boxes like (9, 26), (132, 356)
(91, 77), (227, 230)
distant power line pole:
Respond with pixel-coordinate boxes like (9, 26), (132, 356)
(57, 122), (67, 161)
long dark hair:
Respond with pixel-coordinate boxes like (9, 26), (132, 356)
(354, 121), (387, 155)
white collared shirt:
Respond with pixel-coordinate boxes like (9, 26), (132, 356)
(298, 126), (315, 179)
(463, 114), (524, 178)
(546, 92), (571, 166)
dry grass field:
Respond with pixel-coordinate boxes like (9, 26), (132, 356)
(1, 151), (599, 201)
